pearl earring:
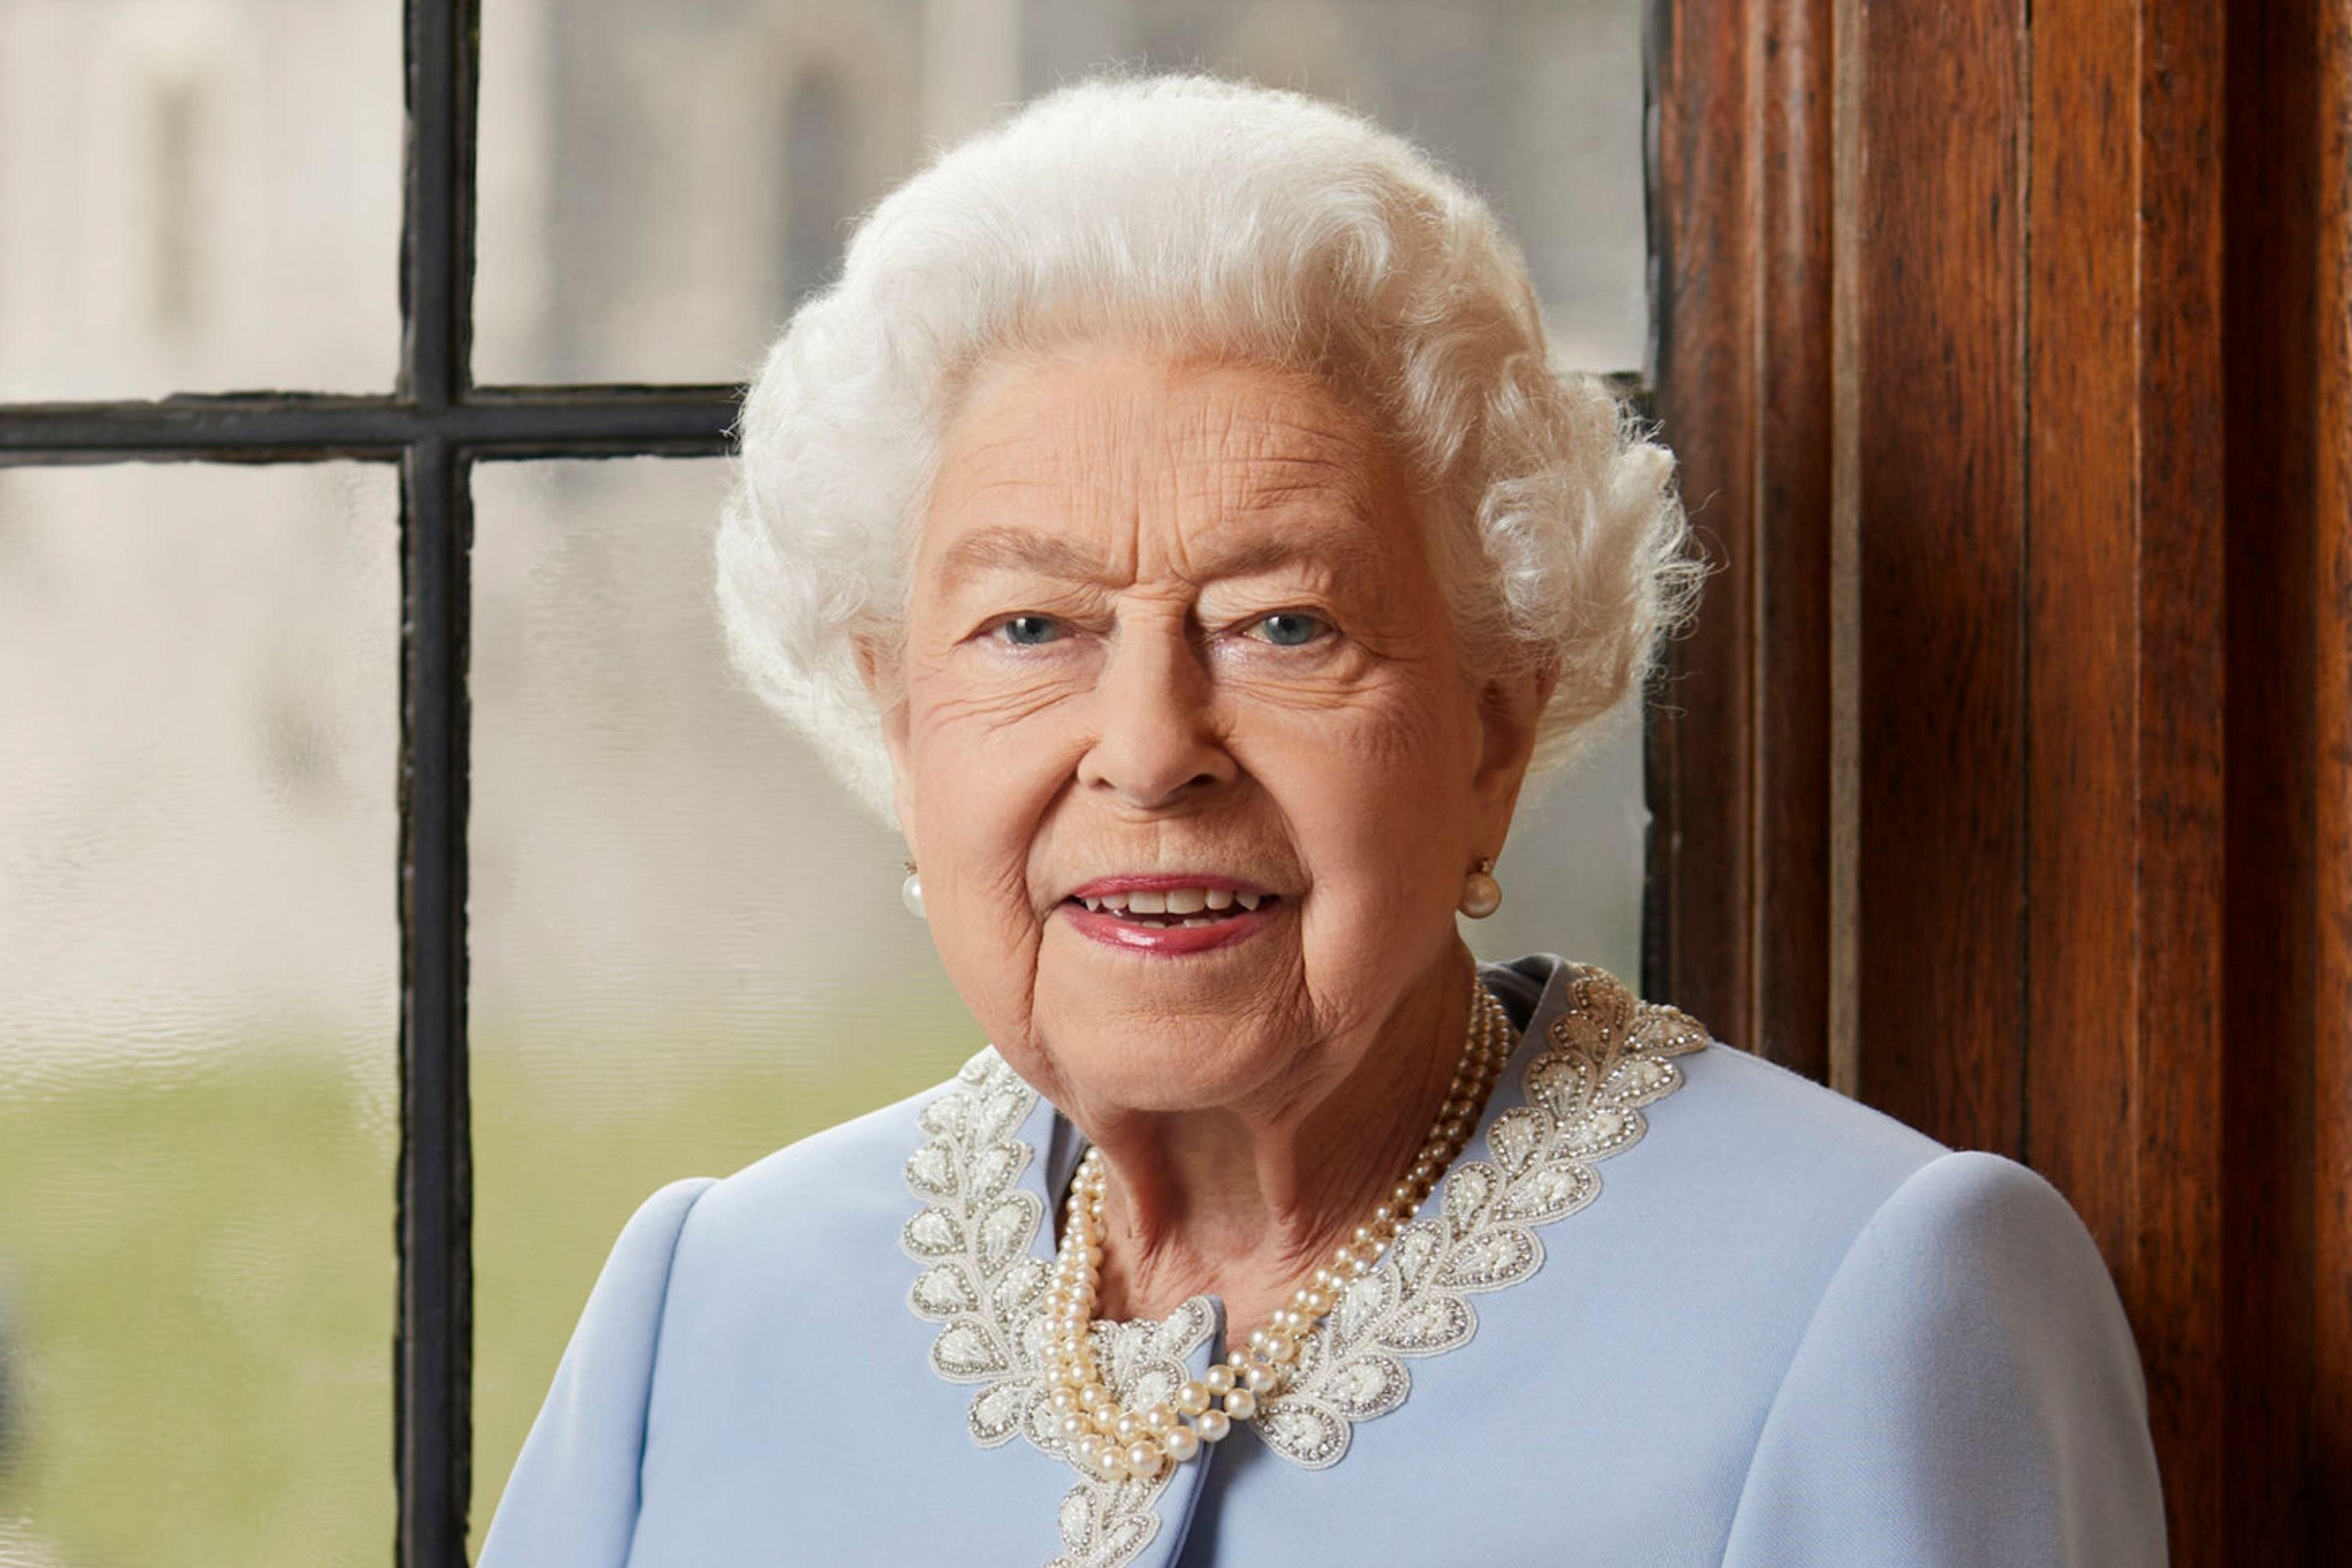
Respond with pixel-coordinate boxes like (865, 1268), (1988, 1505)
(901, 860), (925, 920)
(1457, 856), (1502, 919)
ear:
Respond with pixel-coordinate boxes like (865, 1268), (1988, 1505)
(1469, 660), (1558, 848)
(855, 634), (920, 848)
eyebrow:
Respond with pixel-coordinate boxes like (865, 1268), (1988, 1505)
(932, 527), (1105, 586)
(930, 524), (1382, 590)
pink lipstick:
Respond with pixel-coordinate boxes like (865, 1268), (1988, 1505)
(1059, 874), (1282, 956)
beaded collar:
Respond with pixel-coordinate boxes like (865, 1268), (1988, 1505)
(901, 964), (1709, 1568)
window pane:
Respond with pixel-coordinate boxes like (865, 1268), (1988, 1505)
(467, 459), (982, 1550)
(0, 0), (402, 400)
(474, 0), (1648, 383)
(1481, 722), (1647, 986)
(0, 463), (398, 1566)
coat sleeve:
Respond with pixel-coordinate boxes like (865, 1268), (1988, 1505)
(477, 1177), (718, 1568)
(1720, 1151), (2166, 1567)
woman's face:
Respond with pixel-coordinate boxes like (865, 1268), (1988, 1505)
(880, 349), (1540, 1118)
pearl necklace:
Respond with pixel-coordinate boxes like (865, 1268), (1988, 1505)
(1036, 983), (1515, 1483)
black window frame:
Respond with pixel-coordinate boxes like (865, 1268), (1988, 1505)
(0, 5), (1664, 1562)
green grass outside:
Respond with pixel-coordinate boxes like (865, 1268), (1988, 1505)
(0, 1000), (981, 1568)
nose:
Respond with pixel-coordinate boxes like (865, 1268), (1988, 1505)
(1076, 613), (1236, 810)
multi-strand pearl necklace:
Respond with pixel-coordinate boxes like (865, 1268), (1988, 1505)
(1035, 983), (1516, 1483)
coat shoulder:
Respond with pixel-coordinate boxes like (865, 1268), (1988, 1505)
(670, 1065), (976, 1265)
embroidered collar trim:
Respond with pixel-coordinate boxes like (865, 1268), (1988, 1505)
(901, 964), (1708, 1567)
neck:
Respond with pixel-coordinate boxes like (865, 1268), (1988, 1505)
(1073, 946), (1479, 1334)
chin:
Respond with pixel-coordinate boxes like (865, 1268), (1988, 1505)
(1032, 1004), (1301, 1117)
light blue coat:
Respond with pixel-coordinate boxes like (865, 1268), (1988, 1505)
(480, 956), (2166, 1566)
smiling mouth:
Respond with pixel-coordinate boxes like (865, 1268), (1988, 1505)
(1064, 887), (1278, 928)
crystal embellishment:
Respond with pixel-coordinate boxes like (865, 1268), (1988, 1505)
(1251, 964), (1706, 1468)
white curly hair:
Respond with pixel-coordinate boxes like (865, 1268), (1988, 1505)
(715, 72), (1700, 823)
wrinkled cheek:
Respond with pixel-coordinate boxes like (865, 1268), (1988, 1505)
(1263, 734), (1467, 987)
(906, 739), (1060, 1044)
(923, 877), (1043, 1042)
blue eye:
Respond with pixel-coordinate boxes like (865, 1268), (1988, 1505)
(994, 614), (1064, 646)
(1251, 612), (1326, 648)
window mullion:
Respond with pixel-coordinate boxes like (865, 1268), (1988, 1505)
(397, 2), (480, 1565)
(402, 0), (478, 415)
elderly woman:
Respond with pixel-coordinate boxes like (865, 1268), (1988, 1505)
(479, 75), (2164, 1567)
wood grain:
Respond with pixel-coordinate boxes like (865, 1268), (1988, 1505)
(2226, 0), (2331, 1557)
(2310, 7), (2352, 1556)
(1850, 0), (2027, 1153)
(1753, 0), (1836, 1081)
(2024, 0), (2144, 1271)
(2015, 0), (2230, 1558)
(1647, 0), (1837, 1079)
(2122, 0), (2230, 1554)
(1648, 0), (1759, 1047)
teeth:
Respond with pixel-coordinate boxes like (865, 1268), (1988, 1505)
(1076, 886), (1272, 919)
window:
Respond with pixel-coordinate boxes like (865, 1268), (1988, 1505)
(0, 4), (1657, 1562)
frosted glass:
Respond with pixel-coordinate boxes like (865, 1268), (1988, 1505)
(0, 463), (399, 1567)
(0, 0), (403, 400)
(474, 0), (1648, 384)
(1480, 720), (1648, 987)
(466, 459), (982, 1548)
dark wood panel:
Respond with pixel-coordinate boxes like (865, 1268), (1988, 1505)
(2020, 0), (2231, 1559)
(1651, 0), (2351, 1556)
(2309, 9), (2352, 1556)
(2120, 0), (2230, 1552)
(1646, 0), (1759, 1044)
(2224, 0), (2329, 1558)
(1851, 0), (2028, 1153)
(1753, 0), (1836, 1080)
(2023, 0), (2144, 1265)
(1648, 0), (1836, 1079)
(1648, 0), (1759, 1049)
